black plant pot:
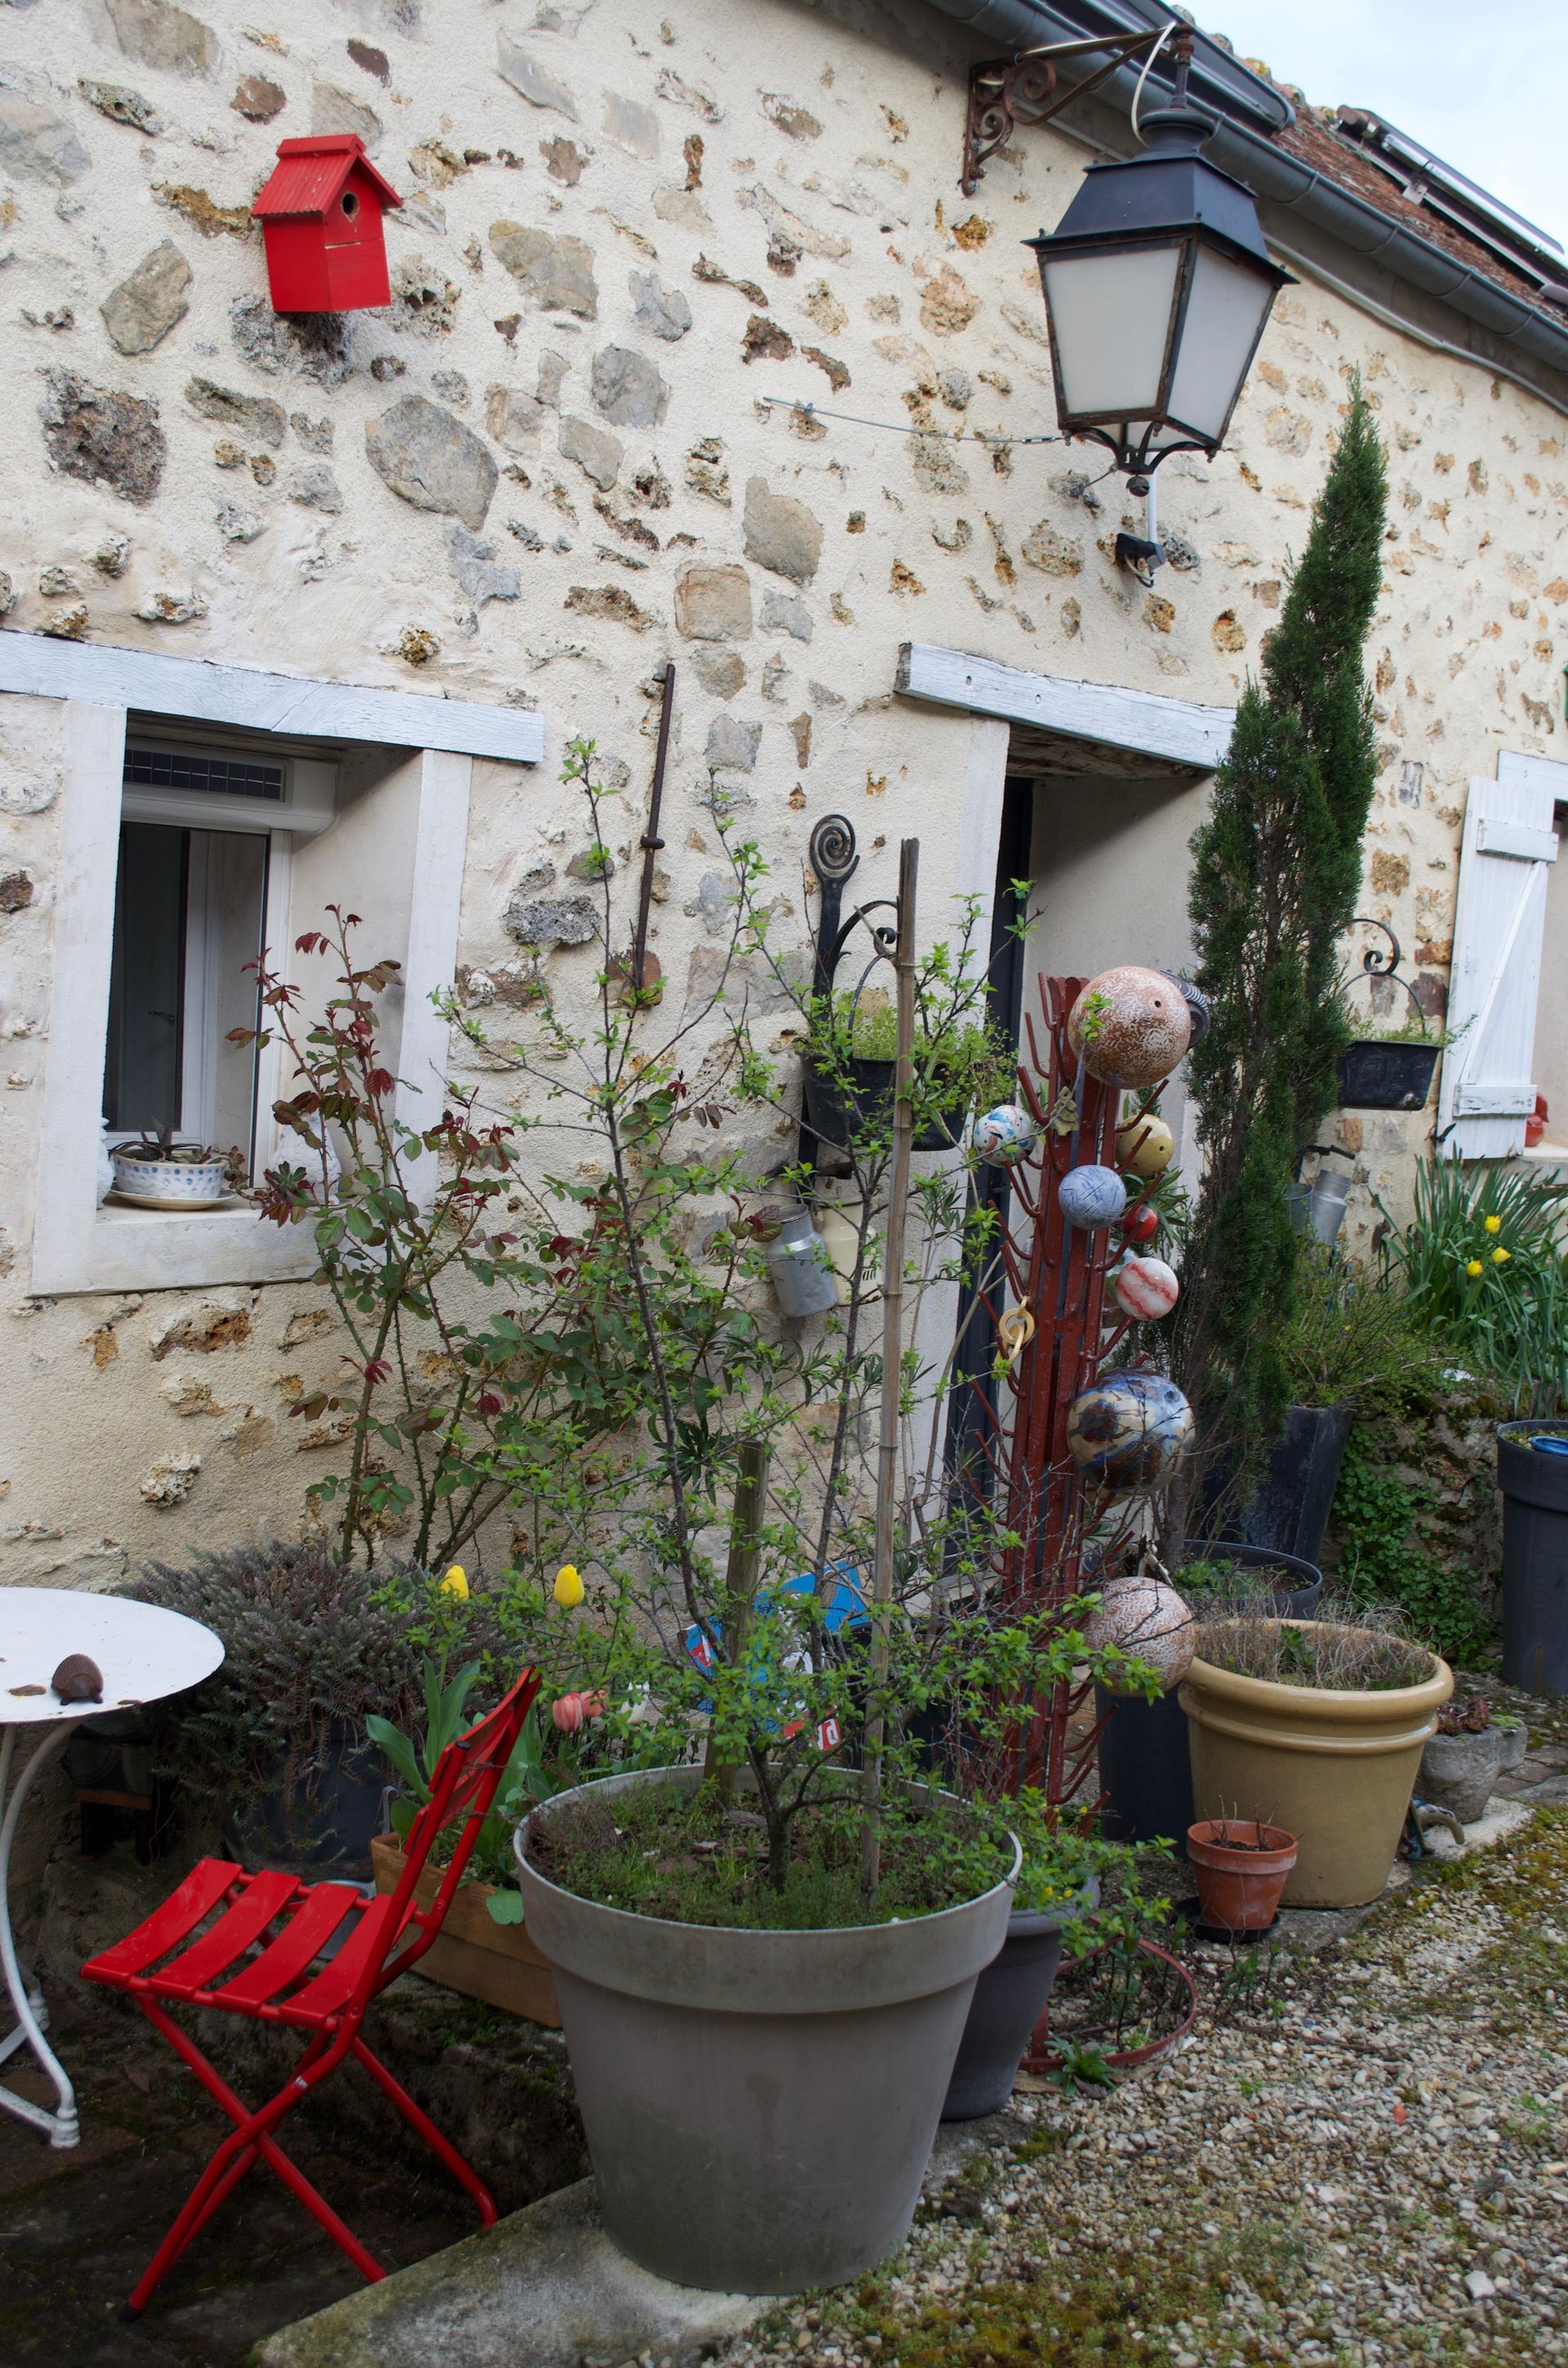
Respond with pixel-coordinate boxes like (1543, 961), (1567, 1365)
(941, 1891), (1093, 2121)
(1221, 1400), (1355, 1568)
(801, 1057), (965, 1155)
(223, 1721), (386, 1879)
(1335, 1040), (1441, 1111)
(1097, 1541), (1322, 1851)
(1497, 1420), (1568, 1696)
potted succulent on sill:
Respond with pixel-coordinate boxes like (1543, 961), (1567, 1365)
(1182, 1615), (1453, 1908)
(109, 1126), (232, 1207)
(1417, 1694), (1527, 1825)
(1186, 1814), (1298, 1934)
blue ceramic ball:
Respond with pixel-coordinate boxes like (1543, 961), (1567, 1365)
(971, 1102), (1038, 1166)
(1066, 1371), (1193, 1492)
(1058, 1164), (1128, 1231)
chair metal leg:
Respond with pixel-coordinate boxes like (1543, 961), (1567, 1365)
(0, 1724), (82, 2147)
(351, 2034), (499, 2223)
(126, 2000), (384, 2315)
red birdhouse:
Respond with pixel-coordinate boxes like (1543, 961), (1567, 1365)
(251, 134), (402, 314)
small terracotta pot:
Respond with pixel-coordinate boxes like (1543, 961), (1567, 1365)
(1186, 1819), (1298, 1933)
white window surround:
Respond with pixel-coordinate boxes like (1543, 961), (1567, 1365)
(7, 634), (545, 1297)
(894, 641), (1235, 774)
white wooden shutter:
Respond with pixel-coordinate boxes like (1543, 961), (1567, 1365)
(1438, 763), (1561, 1158)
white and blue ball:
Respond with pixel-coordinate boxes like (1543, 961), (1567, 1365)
(970, 1102), (1038, 1166)
(1058, 1164), (1128, 1231)
(1066, 1371), (1193, 1492)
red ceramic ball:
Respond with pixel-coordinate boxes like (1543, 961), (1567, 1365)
(1119, 1201), (1160, 1245)
(1067, 965), (1192, 1089)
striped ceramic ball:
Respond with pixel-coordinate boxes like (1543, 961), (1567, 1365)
(1114, 1255), (1179, 1320)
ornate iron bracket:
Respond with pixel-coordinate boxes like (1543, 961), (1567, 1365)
(1343, 914), (1427, 1028)
(961, 28), (1172, 197)
(797, 816), (906, 1186)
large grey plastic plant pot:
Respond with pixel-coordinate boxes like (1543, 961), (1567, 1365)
(515, 1766), (1019, 2294)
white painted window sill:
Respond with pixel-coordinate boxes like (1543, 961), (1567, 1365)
(35, 1198), (321, 1295)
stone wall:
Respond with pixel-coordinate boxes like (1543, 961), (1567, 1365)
(0, 0), (1564, 1581)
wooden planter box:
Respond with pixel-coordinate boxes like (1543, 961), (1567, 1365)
(369, 1832), (560, 2027)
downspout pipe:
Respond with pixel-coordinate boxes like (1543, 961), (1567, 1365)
(922, 0), (1568, 396)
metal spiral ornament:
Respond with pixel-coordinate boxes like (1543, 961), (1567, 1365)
(809, 814), (858, 885)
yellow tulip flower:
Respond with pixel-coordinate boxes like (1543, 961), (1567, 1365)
(554, 1563), (585, 1608)
(439, 1564), (469, 1599)
(1465, 1259), (1483, 1278)
(1484, 1214), (1502, 1235)
(1493, 1246), (1512, 1265)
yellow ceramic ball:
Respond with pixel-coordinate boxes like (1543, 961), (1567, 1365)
(1116, 1112), (1175, 1180)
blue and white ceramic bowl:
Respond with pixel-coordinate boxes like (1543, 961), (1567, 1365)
(109, 1152), (229, 1206)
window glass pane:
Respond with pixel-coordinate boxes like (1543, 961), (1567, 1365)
(1041, 243), (1181, 418)
(104, 822), (186, 1137)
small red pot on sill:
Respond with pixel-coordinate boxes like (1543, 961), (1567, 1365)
(251, 133), (402, 313)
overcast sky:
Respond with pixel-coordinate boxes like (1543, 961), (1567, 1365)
(1199, 0), (1568, 253)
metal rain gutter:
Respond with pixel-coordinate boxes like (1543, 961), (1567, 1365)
(921, 0), (1568, 394)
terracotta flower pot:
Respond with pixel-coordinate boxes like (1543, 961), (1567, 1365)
(1181, 1625), (1453, 1909)
(1186, 1819), (1298, 1933)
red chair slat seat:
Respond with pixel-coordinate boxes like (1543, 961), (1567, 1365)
(82, 1666), (541, 2319)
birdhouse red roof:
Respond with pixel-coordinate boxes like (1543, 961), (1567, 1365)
(252, 135), (403, 222)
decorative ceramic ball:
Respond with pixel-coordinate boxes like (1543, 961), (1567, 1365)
(1065, 1371), (1194, 1492)
(1115, 1255), (1180, 1321)
(1118, 1200), (1160, 1246)
(1080, 1578), (1196, 1694)
(971, 1102), (1038, 1166)
(1067, 966), (1192, 1089)
(1116, 1111), (1176, 1180)
(1058, 1163), (1127, 1231)
(1160, 971), (1211, 1050)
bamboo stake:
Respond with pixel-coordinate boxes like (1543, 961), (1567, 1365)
(860, 836), (919, 1903)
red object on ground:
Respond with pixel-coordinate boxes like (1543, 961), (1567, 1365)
(82, 1666), (540, 2318)
(1527, 1091), (1548, 1148)
(251, 135), (402, 312)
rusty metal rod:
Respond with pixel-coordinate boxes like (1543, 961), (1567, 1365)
(631, 661), (675, 994)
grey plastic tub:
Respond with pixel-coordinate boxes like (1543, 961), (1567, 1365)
(515, 1767), (1018, 2294)
(1497, 1420), (1568, 1695)
(941, 1881), (1097, 2122)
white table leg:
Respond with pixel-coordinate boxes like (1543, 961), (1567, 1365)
(0, 1722), (82, 2147)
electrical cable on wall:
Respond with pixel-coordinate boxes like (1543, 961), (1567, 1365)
(757, 394), (1062, 447)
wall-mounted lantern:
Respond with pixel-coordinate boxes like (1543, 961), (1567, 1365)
(1025, 33), (1291, 479)
(252, 133), (403, 314)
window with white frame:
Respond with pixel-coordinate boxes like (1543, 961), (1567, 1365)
(0, 631), (544, 1296)
(104, 729), (337, 1176)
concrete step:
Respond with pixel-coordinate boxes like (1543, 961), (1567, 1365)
(251, 2174), (766, 2368)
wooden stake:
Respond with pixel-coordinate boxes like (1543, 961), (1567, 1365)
(860, 836), (919, 1902)
(706, 1437), (769, 1806)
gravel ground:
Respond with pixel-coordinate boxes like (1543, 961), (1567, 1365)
(718, 1808), (1568, 2368)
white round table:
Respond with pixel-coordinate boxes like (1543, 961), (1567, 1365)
(0, 1588), (224, 2148)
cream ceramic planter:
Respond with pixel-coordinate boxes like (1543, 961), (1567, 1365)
(1180, 1625), (1453, 1908)
(109, 1151), (229, 1206)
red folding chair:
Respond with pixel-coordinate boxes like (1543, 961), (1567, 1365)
(83, 1666), (541, 2319)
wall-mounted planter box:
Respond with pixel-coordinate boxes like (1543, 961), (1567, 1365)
(801, 1058), (964, 1154)
(370, 1832), (560, 2027)
(1335, 1040), (1441, 1110)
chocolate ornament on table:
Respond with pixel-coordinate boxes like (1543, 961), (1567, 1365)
(1080, 1578), (1195, 1693)
(1114, 1255), (1180, 1321)
(1067, 966), (1192, 1090)
(970, 1102), (1038, 1166)
(1118, 1200), (1160, 1246)
(51, 1652), (104, 1704)
(1065, 1371), (1193, 1492)
(1116, 1111), (1175, 1180)
(1058, 1163), (1127, 1231)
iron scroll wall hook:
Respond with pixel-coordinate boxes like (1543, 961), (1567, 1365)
(1341, 914), (1429, 1030)
(961, 25), (1172, 197)
(795, 817), (909, 1188)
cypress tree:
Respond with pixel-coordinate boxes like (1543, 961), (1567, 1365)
(1167, 381), (1387, 1537)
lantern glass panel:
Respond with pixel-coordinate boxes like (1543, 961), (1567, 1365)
(1165, 242), (1277, 440)
(1040, 242), (1182, 419)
